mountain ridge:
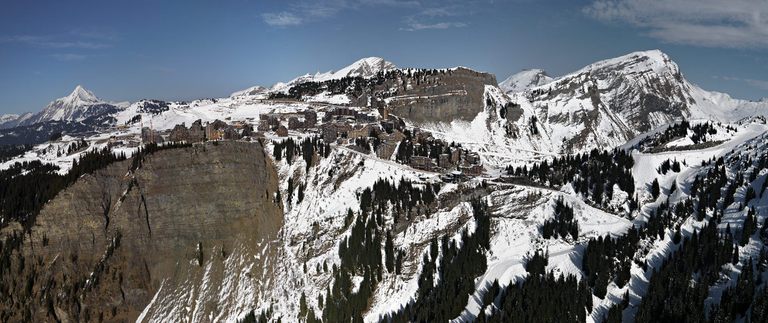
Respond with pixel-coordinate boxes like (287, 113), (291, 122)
(5, 50), (768, 323)
(498, 49), (768, 122)
(4, 50), (767, 153)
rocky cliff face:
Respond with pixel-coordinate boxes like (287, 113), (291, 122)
(0, 141), (282, 322)
(528, 50), (691, 137)
(366, 67), (497, 124)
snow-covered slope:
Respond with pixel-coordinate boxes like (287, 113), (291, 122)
(499, 69), (552, 93)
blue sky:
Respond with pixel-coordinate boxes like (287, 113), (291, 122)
(1, 0), (766, 114)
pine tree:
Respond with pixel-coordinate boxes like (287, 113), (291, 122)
(299, 291), (307, 319)
(745, 186), (756, 203)
(384, 231), (395, 272)
(287, 179), (294, 206)
(673, 226), (682, 244)
(651, 178), (660, 199)
(605, 303), (623, 323)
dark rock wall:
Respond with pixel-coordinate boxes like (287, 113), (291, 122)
(0, 141), (282, 322)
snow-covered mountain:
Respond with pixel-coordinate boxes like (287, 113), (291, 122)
(526, 50), (695, 151)
(0, 112), (32, 129)
(0, 114), (20, 124)
(525, 50), (768, 124)
(687, 86), (768, 122)
(20, 85), (124, 126)
(482, 50), (768, 156)
(499, 69), (552, 93)
(230, 85), (269, 99)
(6, 51), (768, 323)
(331, 56), (397, 79)
(271, 57), (397, 93)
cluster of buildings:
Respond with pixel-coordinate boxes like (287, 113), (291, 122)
(322, 106), (377, 123)
(140, 119), (252, 144)
(168, 119), (251, 142)
(257, 110), (317, 136)
(141, 127), (164, 145)
(253, 105), (485, 180)
(402, 128), (484, 177)
(411, 148), (483, 182)
(137, 103), (486, 181)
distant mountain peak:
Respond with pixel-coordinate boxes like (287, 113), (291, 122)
(269, 56), (397, 93)
(319, 56), (396, 82)
(335, 57), (396, 78)
(499, 69), (553, 93)
(16, 85), (120, 126)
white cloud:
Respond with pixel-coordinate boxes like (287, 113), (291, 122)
(1, 31), (115, 62)
(262, 0), (470, 30)
(745, 78), (768, 90)
(50, 53), (87, 61)
(421, 7), (459, 17)
(717, 76), (768, 91)
(584, 0), (768, 48)
(403, 21), (467, 31)
(264, 0), (419, 25)
(400, 3), (471, 31)
(262, 12), (303, 27)
(1, 35), (110, 49)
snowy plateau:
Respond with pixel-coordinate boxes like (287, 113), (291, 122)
(2, 50), (768, 323)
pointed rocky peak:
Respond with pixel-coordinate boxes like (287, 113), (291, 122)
(500, 69), (553, 93)
(62, 85), (101, 106)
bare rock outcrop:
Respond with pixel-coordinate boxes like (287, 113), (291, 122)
(1, 141), (282, 322)
(359, 67), (497, 123)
